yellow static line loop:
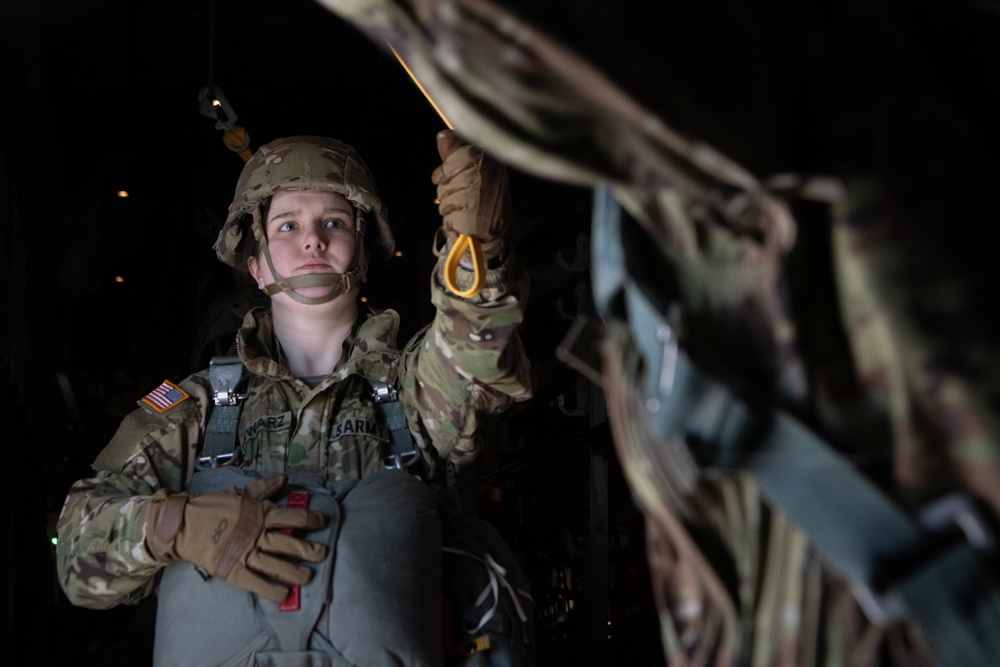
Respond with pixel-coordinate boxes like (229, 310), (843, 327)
(444, 234), (486, 299)
(385, 42), (486, 298)
(445, 234), (484, 297)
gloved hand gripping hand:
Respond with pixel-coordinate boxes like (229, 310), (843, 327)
(145, 474), (328, 603)
(431, 129), (512, 259)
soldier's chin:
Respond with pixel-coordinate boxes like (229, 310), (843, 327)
(293, 285), (340, 300)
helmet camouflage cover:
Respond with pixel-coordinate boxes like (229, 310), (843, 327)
(214, 135), (395, 266)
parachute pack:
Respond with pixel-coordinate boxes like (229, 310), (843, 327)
(152, 357), (534, 666)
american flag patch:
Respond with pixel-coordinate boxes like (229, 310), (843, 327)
(141, 380), (190, 413)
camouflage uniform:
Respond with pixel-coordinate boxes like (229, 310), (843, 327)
(55, 254), (532, 609)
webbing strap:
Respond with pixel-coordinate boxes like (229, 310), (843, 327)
(369, 379), (421, 470)
(590, 182), (1000, 665)
(201, 356), (246, 467)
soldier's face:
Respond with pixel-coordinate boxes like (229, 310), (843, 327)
(248, 189), (365, 298)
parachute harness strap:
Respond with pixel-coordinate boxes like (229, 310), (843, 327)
(369, 379), (422, 472)
(200, 356), (247, 468)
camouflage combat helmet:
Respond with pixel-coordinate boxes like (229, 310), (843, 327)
(214, 136), (395, 304)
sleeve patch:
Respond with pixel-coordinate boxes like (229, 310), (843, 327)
(141, 380), (190, 413)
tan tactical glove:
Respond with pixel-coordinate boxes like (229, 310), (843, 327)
(145, 474), (328, 603)
(431, 129), (512, 258)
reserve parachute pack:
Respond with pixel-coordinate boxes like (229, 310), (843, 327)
(154, 466), (445, 666)
(153, 355), (534, 667)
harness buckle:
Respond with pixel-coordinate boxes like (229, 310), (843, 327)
(199, 452), (235, 469)
(370, 382), (398, 404)
(852, 493), (997, 626)
(213, 390), (247, 406)
(209, 356), (246, 406)
(385, 451), (422, 471)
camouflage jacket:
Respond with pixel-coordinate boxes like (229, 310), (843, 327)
(55, 256), (533, 609)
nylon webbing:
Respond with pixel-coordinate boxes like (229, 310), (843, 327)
(590, 182), (1000, 665)
(369, 379), (421, 470)
(201, 356), (246, 467)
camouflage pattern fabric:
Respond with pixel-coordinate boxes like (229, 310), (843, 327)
(55, 257), (532, 609)
(312, 0), (1000, 664)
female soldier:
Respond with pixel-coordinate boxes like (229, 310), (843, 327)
(55, 131), (533, 666)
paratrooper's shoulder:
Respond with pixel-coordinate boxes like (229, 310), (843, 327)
(92, 374), (211, 472)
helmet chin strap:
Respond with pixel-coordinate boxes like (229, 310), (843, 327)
(252, 207), (366, 306)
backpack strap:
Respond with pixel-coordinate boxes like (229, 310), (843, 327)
(588, 183), (1000, 665)
(200, 355), (248, 468)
